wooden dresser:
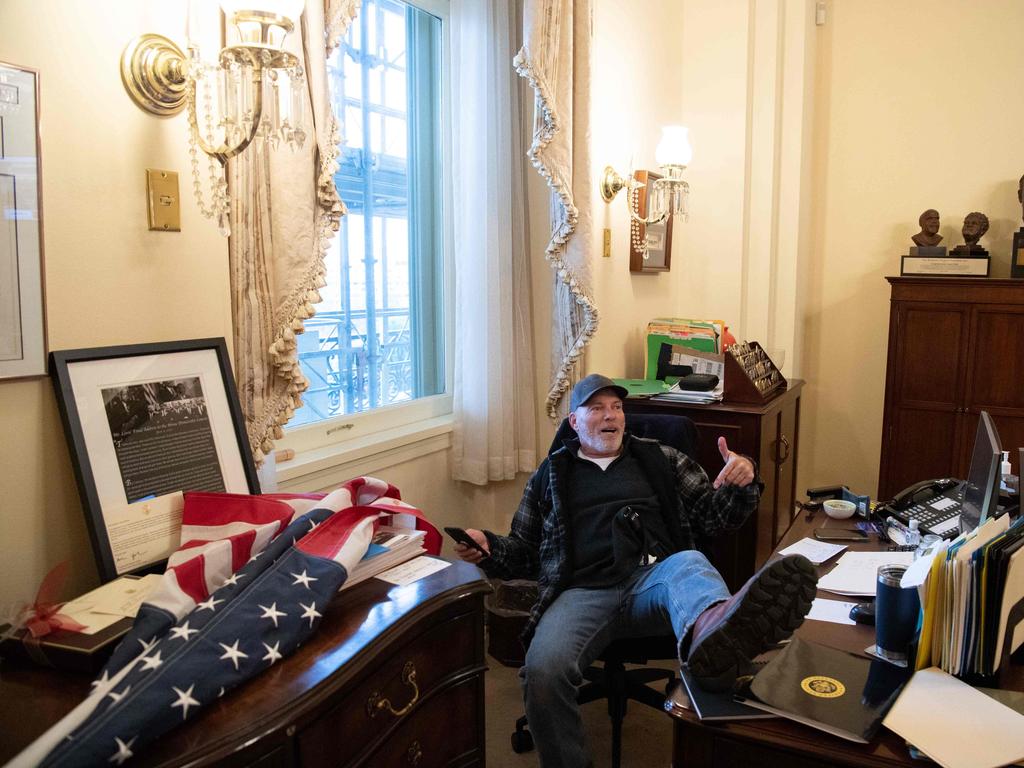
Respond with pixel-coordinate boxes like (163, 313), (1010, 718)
(879, 278), (1024, 499)
(625, 380), (803, 592)
(0, 559), (490, 768)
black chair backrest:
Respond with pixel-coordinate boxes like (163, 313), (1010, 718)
(549, 413), (698, 461)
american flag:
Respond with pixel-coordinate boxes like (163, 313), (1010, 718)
(13, 477), (434, 768)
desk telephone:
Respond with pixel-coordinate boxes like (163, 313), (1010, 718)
(884, 477), (963, 537)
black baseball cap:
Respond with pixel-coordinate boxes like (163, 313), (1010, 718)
(569, 374), (629, 411)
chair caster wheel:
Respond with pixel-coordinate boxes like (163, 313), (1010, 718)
(511, 729), (534, 753)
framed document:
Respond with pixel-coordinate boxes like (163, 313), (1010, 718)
(0, 61), (46, 379)
(50, 338), (260, 581)
(629, 170), (674, 273)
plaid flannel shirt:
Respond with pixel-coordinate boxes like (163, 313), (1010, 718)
(479, 434), (760, 645)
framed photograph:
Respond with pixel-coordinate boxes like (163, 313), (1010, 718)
(629, 169), (674, 273)
(50, 338), (260, 581)
(0, 61), (47, 378)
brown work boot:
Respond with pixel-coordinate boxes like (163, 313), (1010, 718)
(687, 554), (817, 691)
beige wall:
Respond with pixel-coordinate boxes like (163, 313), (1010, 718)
(803, 0), (1024, 499)
(0, 2), (233, 604)
(4, 0), (1023, 609)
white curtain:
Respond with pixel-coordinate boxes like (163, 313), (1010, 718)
(227, 0), (357, 465)
(450, 0), (538, 485)
(515, 0), (597, 420)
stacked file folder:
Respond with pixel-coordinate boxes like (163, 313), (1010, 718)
(909, 514), (1024, 677)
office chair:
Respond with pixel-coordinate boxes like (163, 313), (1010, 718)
(509, 412), (699, 768)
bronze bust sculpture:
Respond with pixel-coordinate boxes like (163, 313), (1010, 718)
(1018, 174), (1024, 228)
(911, 209), (943, 247)
(951, 211), (989, 255)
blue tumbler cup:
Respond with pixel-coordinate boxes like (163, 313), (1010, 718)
(874, 565), (920, 663)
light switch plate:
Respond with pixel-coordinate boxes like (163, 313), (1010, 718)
(146, 168), (180, 231)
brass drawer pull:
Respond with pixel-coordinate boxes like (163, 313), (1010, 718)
(366, 661), (419, 718)
(776, 434), (791, 464)
(406, 740), (423, 766)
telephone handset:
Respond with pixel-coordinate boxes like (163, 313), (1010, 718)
(888, 477), (960, 511)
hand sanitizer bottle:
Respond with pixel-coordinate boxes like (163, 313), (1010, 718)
(905, 519), (921, 550)
(1000, 450), (1017, 493)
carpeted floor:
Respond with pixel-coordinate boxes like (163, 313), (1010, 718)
(483, 654), (677, 768)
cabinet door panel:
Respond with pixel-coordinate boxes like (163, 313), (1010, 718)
(894, 307), (964, 406)
(882, 408), (958, 499)
(965, 308), (1024, 410)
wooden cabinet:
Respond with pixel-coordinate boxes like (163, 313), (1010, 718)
(0, 560), (490, 768)
(625, 380), (803, 592)
(879, 278), (1024, 500)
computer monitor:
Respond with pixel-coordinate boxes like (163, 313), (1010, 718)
(959, 410), (1003, 533)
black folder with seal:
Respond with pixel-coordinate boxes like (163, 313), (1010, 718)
(736, 636), (911, 743)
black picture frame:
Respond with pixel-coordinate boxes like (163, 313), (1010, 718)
(50, 338), (260, 581)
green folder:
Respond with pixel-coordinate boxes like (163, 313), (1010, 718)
(612, 378), (670, 398)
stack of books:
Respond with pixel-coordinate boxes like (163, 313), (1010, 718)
(341, 525), (427, 590)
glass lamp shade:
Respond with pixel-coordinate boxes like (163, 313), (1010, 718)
(221, 0), (305, 24)
(655, 125), (692, 168)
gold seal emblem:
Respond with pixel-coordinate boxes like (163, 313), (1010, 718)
(800, 676), (845, 698)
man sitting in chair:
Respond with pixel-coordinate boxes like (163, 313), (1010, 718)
(454, 373), (817, 768)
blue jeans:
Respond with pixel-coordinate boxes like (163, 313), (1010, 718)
(520, 550), (729, 768)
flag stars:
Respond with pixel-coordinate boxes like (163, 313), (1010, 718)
(107, 685), (131, 704)
(139, 651), (164, 672)
(262, 641), (283, 665)
(108, 735), (136, 765)
(91, 671), (111, 691)
(169, 621), (199, 642)
(197, 596), (224, 612)
(171, 684), (200, 720)
(221, 572), (243, 588)
(138, 637), (158, 654)
(291, 570), (318, 589)
(259, 602), (287, 628)
(218, 640), (249, 670)
(300, 601), (322, 628)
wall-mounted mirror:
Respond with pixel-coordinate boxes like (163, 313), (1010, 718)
(629, 169), (674, 273)
(0, 61), (46, 379)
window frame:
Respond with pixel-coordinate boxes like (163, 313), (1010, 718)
(275, 0), (454, 483)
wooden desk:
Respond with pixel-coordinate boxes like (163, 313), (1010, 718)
(666, 511), (1024, 767)
(0, 559), (490, 768)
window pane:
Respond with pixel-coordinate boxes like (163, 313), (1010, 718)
(292, 0), (444, 428)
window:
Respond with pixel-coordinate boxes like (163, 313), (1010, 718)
(290, 0), (447, 439)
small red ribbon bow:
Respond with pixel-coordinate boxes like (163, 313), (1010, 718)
(22, 561), (87, 638)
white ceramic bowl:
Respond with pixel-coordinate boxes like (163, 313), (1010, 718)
(822, 499), (857, 520)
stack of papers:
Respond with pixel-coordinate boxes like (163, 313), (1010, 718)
(883, 667), (1024, 768)
(651, 377), (724, 405)
(778, 537), (848, 565)
(816, 551), (915, 597)
(341, 526), (427, 590)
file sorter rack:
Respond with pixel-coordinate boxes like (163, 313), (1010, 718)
(724, 341), (787, 404)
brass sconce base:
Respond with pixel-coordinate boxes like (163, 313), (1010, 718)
(600, 165), (626, 203)
(121, 34), (187, 116)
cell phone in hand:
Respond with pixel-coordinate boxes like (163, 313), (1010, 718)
(444, 526), (487, 555)
(813, 528), (868, 542)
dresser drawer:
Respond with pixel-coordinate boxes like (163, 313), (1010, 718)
(358, 677), (483, 767)
(297, 609), (482, 766)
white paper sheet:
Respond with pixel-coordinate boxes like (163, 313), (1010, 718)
(806, 598), (858, 625)
(376, 556), (451, 586)
(59, 574), (162, 635)
(816, 551), (915, 596)
(882, 667), (1024, 768)
(778, 537), (847, 565)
